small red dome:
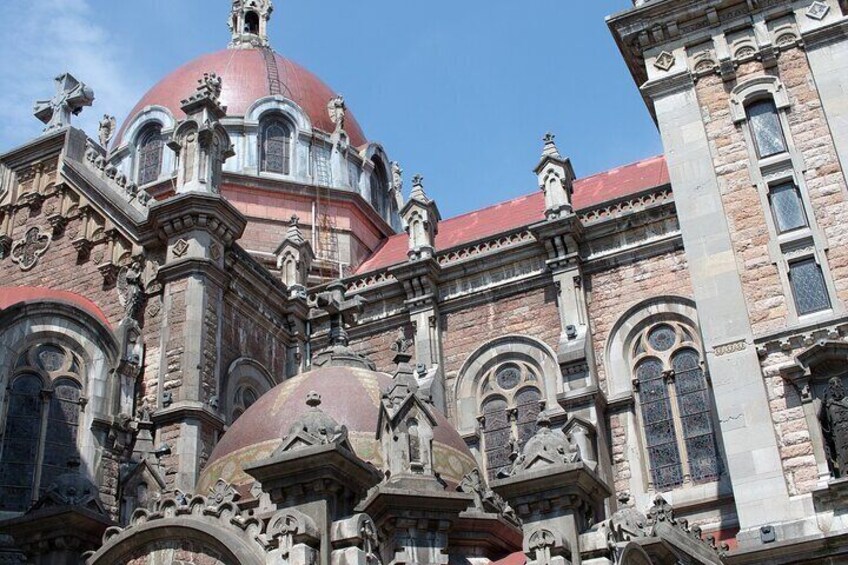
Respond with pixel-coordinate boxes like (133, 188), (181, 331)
(197, 366), (478, 495)
(115, 48), (367, 147)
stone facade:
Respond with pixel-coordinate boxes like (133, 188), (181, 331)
(1, 1), (848, 564)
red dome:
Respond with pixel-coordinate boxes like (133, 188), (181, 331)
(197, 366), (478, 495)
(115, 48), (368, 147)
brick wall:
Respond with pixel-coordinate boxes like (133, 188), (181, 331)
(694, 48), (848, 335)
(440, 285), (561, 417)
(350, 323), (413, 374)
(588, 248), (693, 392)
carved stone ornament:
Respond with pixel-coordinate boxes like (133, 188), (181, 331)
(502, 411), (581, 477)
(275, 392), (352, 454)
(10, 226), (52, 271)
(806, 1), (831, 20)
(653, 51), (676, 72)
(172, 238), (189, 257)
(327, 95), (346, 130)
(208, 478), (241, 506)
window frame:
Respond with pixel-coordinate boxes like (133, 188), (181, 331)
(258, 114), (293, 176)
(631, 322), (722, 492)
(745, 98), (789, 160)
(477, 362), (544, 480)
(768, 181), (808, 235)
(788, 255), (833, 317)
(135, 123), (165, 186)
(0, 343), (86, 512)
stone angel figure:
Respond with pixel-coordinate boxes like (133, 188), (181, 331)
(98, 114), (116, 148)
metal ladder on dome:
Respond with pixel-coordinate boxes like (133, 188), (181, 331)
(315, 178), (343, 280)
(262, 47), (283, 96)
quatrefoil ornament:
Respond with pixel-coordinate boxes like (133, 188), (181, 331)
(10, 226), (52, 271)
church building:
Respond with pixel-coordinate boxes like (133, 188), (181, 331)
(2, 1), (848, 563)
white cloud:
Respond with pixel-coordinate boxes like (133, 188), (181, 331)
(0, 0), (147, 150)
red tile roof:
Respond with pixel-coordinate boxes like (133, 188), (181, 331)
(355, 155), (669, 274)
(115, 48), (367, 147)
(0, 286), (112, 329)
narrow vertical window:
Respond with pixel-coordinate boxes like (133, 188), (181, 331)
(40, 380), (82, 495)
(672, 350), (719, 483)
(637, 357), (683, 490)
(370, 160), (389, 218)
(0, 375), (43, 512)
(260, 118), (292, 175)
(769, 182), (807, 234)
(481, 397), (510, 480)
(746, 99), (787, 158)
(137, 125), (164, 185)
(515, 387), (542, 448)
(407, 419), (421, 464)
(790, 258), (831, 315)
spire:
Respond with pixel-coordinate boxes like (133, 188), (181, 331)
(400, 175), (441, 260)
(228, 0), (273, 49)
(408, 174), (430, 203)
(542, 132), (561, 158)
(275, 214), (313, 295)
(534, 131), (575, 220)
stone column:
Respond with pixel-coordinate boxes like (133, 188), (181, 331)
(645, 72), (797, 538)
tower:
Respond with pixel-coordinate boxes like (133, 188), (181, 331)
(228, 0), (273, 48)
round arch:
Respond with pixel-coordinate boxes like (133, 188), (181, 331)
(89, 518), (265, 565)
(454, 335), (561, 435)
(604, 295), (700, 397)
(222, 357), (277, 424)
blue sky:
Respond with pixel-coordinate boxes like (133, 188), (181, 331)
(0, 0), (661, 219)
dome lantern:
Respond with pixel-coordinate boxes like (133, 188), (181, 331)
(228, 0), (273, 49)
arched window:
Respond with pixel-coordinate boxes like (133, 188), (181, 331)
(231, 385), (259, 423)
(136, 124), (165, 186)
(370, 160), (389, 218)
(479, 363), (543, 479)
(745, 99), (787, 159)
(260, 116), (292, 175)
(0, 343), (85, 512)
(244, 11), (260, 34)
(633, 323), (720, 491)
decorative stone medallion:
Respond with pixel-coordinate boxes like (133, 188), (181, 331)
(654, 51), (676, 72)
(210, 243), (221, 261)
(806, 1), (830, 20)
(10, 226), (51, 271)
(172, 238), (189, 257)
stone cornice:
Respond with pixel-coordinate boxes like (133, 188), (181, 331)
(151, 402), (226, 430)
(148, 192), (247, 245)
(801, 16), (848, 47)
(0, 127), (68, 170)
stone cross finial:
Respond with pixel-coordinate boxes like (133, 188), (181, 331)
(33, 73), (95, 133)
(289, 214), (299, 227)
(315, 280), (365, 347)
(542, 131), (561, 158)
(409, 174), (428, 202)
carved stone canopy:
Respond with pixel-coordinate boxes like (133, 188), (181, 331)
(782, 339), (848, 402)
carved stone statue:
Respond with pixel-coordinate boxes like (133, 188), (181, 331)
(823, 377), (848, 476)
(327, 95), (346, 131)
(98, 114), (116, 147)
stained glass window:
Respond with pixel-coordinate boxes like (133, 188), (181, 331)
(769, 183), (807, 233)
(673, 350), (720, 483)
(496, 366), (521, 390)
(647, 325), (676, 352)
(482, 397), (511, 480)
(747, 100), (787, 159)
(260, 118), (292, 175)
(790, 258), (831, 315)
(0, 375), (42, 512)
(370, 160), (389, 218)
(137, 126), (164, 186)
(515, 387), (542, 449)
(41, 380), (82, 495)
(637, 357), (683, 490)
(0, 344), (86, 513)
